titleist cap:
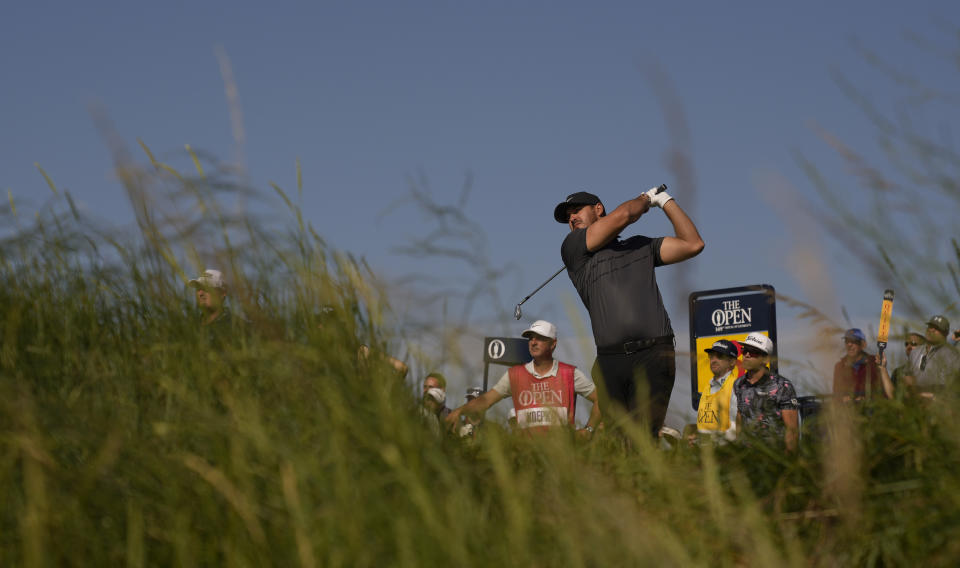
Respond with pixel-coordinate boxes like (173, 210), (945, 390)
(704, 339), (739, 358)
(741, 333), (774, 355)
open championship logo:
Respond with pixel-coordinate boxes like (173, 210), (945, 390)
(487, 339), (506, 360)
(710, 299), (753, 331)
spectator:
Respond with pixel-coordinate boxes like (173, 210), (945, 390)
(420, 387), (447, 436)
(734, 333), (800, 453)
(422, 372), (451, 420)
(554, 186), (704, 437)
(189, 269), (232, 328)
(445, 320), (601, 437)
(905, 315), (960, 398)
(893, 333), (925, 386)
(696, 339), (741, 442)
(188, 268), (246, 348)
(358, 344), (409, 378)
(314, 305), (408, 378)
(457, 387), (484, 439)
(832, 328), (884, 401)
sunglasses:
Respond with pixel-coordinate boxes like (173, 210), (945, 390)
(741, 346), (766, 357)
(905, 341), (921, 347)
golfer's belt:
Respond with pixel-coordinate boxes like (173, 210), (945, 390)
(596, 335), (674, 355)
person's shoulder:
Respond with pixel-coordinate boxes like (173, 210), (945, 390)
(561, 229), (587, 251)
(772, 373), (796, 389)
(562, 228), (584, 241)
(561, 229), (590, 269)
(940, 343), (960, 363)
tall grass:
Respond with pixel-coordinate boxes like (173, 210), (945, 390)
(1, 147), (959, 566)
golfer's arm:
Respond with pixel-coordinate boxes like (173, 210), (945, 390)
(658, 200), (705, 264)
(585, 195), (651, 251)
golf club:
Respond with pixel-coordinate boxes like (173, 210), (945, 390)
(513, 184), (668, 320)
(514, 267), (565, 320)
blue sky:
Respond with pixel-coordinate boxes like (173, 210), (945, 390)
(3, 1), (958, 423)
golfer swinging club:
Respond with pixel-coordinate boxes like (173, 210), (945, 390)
(554, 185), (704, 437)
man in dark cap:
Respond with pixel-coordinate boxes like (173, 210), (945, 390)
(696, 339), (742, 442)
(554, 187), (704, 436)
(905, 315), (960, 397)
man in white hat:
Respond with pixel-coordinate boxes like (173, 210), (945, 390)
(188, 269), (232, 328)
(733, 333), (800, 453)
(445, 320), (601, 436)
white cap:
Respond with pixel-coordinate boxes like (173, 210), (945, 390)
(425, 387), (446, 404)
(521, 320), (557, 340)
(189, 269), (227, 290)
(741, 332), (774, 355)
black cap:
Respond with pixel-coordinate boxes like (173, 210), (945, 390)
(704, 339), (739, 359)
(926, 315), (950, 336)
(553, 191), (603, 224)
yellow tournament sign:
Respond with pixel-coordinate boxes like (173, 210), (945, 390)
(688, 285), (777, 410)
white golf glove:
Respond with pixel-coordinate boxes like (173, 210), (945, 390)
(643, 186), (673, 208)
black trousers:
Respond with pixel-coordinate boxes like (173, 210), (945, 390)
(593, 343), (676, 437)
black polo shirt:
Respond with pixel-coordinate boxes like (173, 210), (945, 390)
(561, 228), (673, 348)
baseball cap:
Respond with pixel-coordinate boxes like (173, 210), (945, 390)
(188, 269), (227, 290)
(843, 328), (866, 343)
(741, 332), (774, 355)
(704, 339), (739, 358)
(553, 191), (604, 223)
(926, 315), (950, 336)
(522, 320), (557, 340)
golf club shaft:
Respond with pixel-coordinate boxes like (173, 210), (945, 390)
(517, 267), (565, 307)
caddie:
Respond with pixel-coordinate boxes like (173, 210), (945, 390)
(696, 339), (741, 441)
(445, 320), (601, 436)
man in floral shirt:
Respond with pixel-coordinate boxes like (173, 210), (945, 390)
(734, 333), (800, 453)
